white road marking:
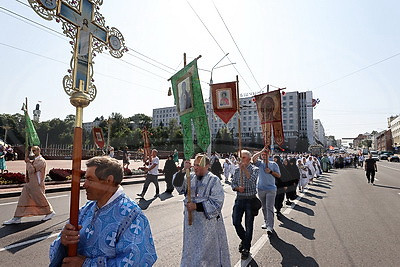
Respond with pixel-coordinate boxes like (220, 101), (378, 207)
(234, 183), (317, 265)
(0, 232), (60, 252)
(0, 194), (68, 206)
(234, 234), (269, 267)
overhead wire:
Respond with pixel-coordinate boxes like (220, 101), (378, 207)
(0, 42), (165, 93)
(185, 0), (253, 92)
(313, 52), (400, 90)
(8, 1), (176, 78)
(212, 1), (262, 90)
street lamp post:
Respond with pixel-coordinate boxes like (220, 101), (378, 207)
(207, 53), (235, 156)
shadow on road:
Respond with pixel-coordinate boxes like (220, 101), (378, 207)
(239, 257), (260, 267)
(159, 192), (173, 201)
(298, 197), (316, 206)
(277, 214), (315, 240)
(293, 205), (315, 216)
(269, 233), (319, 266)
(5, 231), (54, 254)
(137, 197), (156, 210)
(312, 183), (332, 189)
(372, 184), (400, 190)
(0, 221), (44, 238)
(307, 188), (327, 194)
(305, 192), (323, 200)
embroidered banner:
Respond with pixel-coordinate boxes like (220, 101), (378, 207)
(92, 127), (105, 148)
(169, 58), (210, 160)
(211, 81), (238, 124)
(255, 89), (284, 147)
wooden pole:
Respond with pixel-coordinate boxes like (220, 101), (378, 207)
(68, 107), (83, 257)
(236, 75), (242, 158)
(183, 53), (192, 226)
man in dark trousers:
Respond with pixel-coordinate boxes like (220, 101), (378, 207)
(364, 153), (378, 184)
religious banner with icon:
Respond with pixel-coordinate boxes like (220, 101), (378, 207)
(255, 89), (284, 147)
(211, 81), (238, 124)
(92, 127), (105, 148)
(169, 58), (210, 160)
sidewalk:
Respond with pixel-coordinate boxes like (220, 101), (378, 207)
(0, 159), (167, 198)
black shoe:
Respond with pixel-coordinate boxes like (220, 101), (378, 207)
(136, 193), (144, 198)
(286, 200), (292, 205)
(267, 229), (273, 237)
(276, 210), (282, 217)
(238, 241), (243, 252)
(241, 249), (250, 260)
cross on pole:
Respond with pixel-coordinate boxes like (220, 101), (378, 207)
(28, 0), (127, 257)
(58, 0), (108, 93)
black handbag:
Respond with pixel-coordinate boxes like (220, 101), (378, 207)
(251, 197), (262, 216)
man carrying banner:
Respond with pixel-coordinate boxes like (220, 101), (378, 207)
(252, 147), (281, 235)
(3, 146), (55, 225)
(173, 154), (230, 266)
(231, 150), (260, 260)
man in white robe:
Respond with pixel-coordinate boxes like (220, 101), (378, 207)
(173, 154), (231, 266)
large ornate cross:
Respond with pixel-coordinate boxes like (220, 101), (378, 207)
(28, 0), (127, 257)
(29, 0), (126, 101)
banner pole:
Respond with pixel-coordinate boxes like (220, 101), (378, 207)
(183, 53), (192, 226)
(236, 75), (242, 158)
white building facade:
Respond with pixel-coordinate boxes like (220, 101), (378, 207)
(152, 90), (315, 151)
(313, 119), (326, 147)
(388, 115), (400, 150)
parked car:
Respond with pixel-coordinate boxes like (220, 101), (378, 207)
(389, 155), (399, 162)
(370, 151), (379, 161)
(379, 151), (394, 156)
(379, 153), (389, 160)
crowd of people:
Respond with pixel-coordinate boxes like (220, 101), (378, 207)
(2, 144), (380, 266)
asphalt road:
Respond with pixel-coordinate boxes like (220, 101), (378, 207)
(1, 161), (399, 266)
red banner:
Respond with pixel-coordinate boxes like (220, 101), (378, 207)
(255, 90), (284, 146)
(92, 127), (105, 148)
(211, 81), (238, 124)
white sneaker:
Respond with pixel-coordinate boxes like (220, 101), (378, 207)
(42, 211), (56, 221)
(3, 217), (21, 225)
(261, 223), (267, 229)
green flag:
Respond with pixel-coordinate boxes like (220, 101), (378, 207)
(22, 102), (40, 147)
(170, 58), (210, 160)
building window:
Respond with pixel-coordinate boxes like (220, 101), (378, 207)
(289, 95), (293, 100)
(289, 107), (293, 112)
(289, 101), (293, 106)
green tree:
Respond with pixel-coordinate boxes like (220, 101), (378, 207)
(129, 113), (152, 129)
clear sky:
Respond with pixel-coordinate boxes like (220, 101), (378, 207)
(1, 0), (399, 139)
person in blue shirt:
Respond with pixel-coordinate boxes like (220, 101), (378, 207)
(252, 147), (281, 236)
(49, 156), (157, 266)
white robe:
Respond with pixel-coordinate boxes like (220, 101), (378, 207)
(173, 171), (231, 267)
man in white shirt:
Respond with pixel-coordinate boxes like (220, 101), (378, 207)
(137, 149), (160, 199)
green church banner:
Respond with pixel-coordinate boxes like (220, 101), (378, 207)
(169, 58), (210, 160)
